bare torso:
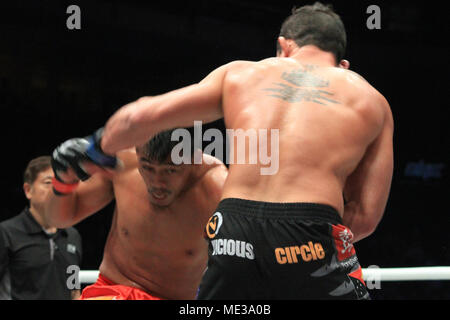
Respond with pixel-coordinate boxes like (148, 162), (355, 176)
(99, 151), (222, 299)
(221, 58), (386, 216)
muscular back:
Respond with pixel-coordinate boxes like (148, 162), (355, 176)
(101, 49), (393, 240)
(221, 58), (389, 215)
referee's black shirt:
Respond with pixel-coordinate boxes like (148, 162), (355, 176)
(0, 207), (82, 300)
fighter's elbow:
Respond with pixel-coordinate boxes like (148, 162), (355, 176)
(358, 223), (377, 241)
(101, 115), (131, 154)
(102, 102), (142, 153)
(352, 212), (380, 242)
(366, 210), (381, 231)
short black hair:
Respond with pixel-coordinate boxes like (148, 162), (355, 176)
(140, 127), (196, 163)
(24, 156), (51, 184)
(278, 2), (347, 63)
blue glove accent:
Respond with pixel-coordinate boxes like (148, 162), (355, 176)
(86, 136), (118, 168)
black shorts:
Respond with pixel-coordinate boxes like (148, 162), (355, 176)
(197, 198), (370, 300)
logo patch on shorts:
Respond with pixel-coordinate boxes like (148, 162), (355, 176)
(331, 224), (355, 261)
(205, 212), (223, 239)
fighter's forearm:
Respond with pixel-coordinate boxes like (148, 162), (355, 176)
(101, 96), (164, 155)
(44, 192), (78, 229)
(101, 81), (223, 154)
(342, 201), (376, 243)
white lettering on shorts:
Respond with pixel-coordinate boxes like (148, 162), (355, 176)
(211, 239), (255, 260)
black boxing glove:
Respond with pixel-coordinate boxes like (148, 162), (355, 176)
(85, 128), (118, 169)
(52, 138), (91, 182)
(51, 128), (119, 195)
(51, 137), (90, 195)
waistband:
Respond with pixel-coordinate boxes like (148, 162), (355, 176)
(84, 273), (164, 300)
(96, 273), (117, 286)
(217, 198), (343, 225)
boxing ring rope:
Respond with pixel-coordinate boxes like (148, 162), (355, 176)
(79, 270), (100, 284)
(361, 266), (450, 281)
(79, 267), (450, 284)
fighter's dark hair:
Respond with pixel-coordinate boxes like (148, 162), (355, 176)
(140, 127), (196, 163)
(277, 2), (347, 63)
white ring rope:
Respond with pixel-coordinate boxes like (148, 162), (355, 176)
(79, 267), (450, 284)
(362, 266), (450, 282)
(79, 270), (100, 284)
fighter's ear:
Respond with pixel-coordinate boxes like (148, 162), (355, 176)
(277, 37), (291, 57)
(339, 59), (350, 69)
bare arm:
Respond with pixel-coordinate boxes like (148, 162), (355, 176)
(202, 155), (228, 200)
(343, 98), (394, 242)
(100, 61), (246, 155)
(45, 172), (114, 228)
(199, 155), (229, 220)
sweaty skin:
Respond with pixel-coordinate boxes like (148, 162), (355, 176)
(45, 150), (227, 299)
(101, 44), (394, 242)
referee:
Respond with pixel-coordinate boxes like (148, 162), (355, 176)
(0, 156), (82, 300)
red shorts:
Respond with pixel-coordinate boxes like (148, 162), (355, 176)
(79, 273), (163, 300)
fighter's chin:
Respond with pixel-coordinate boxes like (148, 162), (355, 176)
(148, 192), (172, 207)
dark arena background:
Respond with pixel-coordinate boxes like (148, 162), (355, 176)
(0, 0), (448, 300)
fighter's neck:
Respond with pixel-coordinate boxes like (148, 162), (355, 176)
(288, 46), (337, 67)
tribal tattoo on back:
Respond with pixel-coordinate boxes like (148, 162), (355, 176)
(263, 65), (339, 106)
